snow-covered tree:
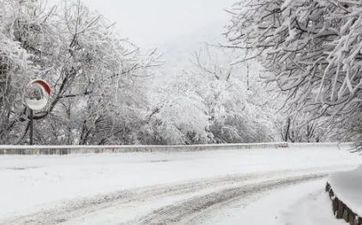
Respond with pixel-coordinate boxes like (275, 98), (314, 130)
(190, 46), (278, 143)
(142, 46), (279, 144)
(0, 0), (158, 144)
(0, 0), (35, 143)
(226, 0), (362, 141)
(140, 81), (212, 145)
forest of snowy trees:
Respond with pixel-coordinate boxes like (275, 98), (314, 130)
(0, 0), (361, 145)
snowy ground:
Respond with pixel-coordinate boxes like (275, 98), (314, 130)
(329, 165), (362, 216)
(0, 144), (360, 225)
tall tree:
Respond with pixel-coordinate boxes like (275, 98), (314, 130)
(142, 46), (279, 144)
(226, 0), (362, 141)
(190, 46), (278, 143)
(0, 0), (158, 144)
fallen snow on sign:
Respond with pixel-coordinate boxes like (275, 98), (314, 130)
(329, 165), (362, 216)
(0, 144), (360, 224)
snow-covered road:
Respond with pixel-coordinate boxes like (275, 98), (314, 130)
(0, 144), (360, 225)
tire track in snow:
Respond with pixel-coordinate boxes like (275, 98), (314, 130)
(0, 171), (326, 225)
(124, 174), (326, 225)
(0, 171), (281, 225)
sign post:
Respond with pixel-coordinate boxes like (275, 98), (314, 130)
(29, 109), (33, 145)
(23, 79), (52, 145)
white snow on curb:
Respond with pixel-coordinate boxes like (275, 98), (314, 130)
(329, 165), (362, 216)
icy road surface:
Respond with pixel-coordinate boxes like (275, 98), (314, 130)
(0, 144), (360, 225)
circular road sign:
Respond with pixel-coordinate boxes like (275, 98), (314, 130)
(24, 79), (52, 111)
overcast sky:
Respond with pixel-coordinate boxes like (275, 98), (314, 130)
(81, 0), (234, 47)
(77, 0), (236, 71)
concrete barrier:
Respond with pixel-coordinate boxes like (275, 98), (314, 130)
(0, 142), (289, 155)
(0, 142), (352, 155)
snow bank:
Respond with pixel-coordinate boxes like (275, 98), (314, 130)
(328, 165), (362, 222)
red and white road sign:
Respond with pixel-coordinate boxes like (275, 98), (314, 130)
(24, 79), (52, 111)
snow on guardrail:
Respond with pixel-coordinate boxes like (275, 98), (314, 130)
(326, 166), (362, 225)
(0, 142), (353, 155)
(289, 142), (353, 149)
(0, 142), (289, 155)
